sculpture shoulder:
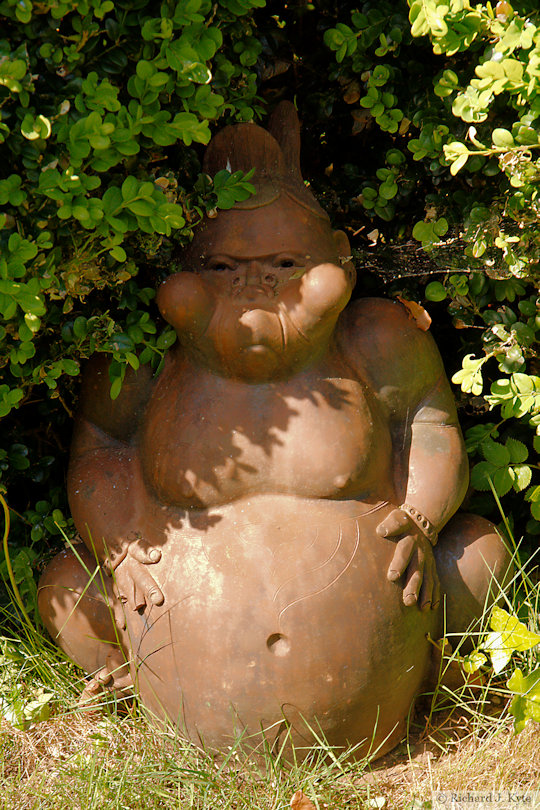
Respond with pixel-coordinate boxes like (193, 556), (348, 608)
(77, 354), (156, 442)
(337, 297), (448, 415)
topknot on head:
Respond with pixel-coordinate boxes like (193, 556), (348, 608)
(203, 101), (329, 220)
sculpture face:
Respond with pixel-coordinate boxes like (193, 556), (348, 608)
(157, 195), (354, 382)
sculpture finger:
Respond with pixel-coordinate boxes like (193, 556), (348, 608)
(111, 565), (140, 611)
(132, 578), (147, 611)
(387, 534), (415, 581)
(105, 582), (126, 630)
(418, 559), (434, 611)
(129, 539), (162, 565)
(377, 508), (412, 539)
(111, 576), (128, 608)
(402, 552), (424, 607)
(431, 563), (441, 610)
(128, 561), (164, 609)
(108, 588), (127, 630)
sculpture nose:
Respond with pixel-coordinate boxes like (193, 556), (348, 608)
(232, 261), (277, 296)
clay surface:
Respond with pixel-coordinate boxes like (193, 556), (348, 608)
(38, 103), (511, 759)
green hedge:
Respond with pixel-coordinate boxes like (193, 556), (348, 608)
(0, 0), (538, 621)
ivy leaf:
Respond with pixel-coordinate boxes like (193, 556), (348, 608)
(507, 668), (540, 732)
(463, 650), (487, 674)
(482, 607), (540, 674)
(483, 631), (513, 674)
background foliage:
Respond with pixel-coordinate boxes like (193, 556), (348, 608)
(0, 0), (538, 623)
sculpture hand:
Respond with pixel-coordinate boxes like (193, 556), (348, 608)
(109, 538), (164, 613)
(376, 508), (440, 611)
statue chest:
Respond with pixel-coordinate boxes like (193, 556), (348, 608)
(139, 358), (392, 507)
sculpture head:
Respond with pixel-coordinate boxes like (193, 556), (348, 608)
(157, 102), (355, 382)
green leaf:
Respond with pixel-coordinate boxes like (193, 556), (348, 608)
(506, 437), (528, 463)
(412, 221), (433, 242)
(512, 373), (535, 394)
(444, 141), (469, 160)
(158, 203), (186, 228)
(110, 375), (123, 401)
(121, 176), (138, 201)
(452, 354), (485, 395)
(482, 439), (511, 466)
(125, 352), (140, 370)
(471, 461), (497, 491)
(463, 650), (487, 674)
(433, 217), (448, 236)
(492, 466), (515, 497)
(513, 465), (532, 492)
(136, 60), (155, 80)
(62, 359), (80, 376)
(425, 281), (447, 302)
(109, 246), (127, 262)
(128, 200), (155, 217)
(450, 153), (469, 175)
(379, 182), (398, 200)
(492, 128), (515, 148)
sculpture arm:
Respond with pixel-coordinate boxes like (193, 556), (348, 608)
(74, 354), (155, 446)
(69, 353), (156, 558)
(398, 374), (469, 532)
(68, 356), (164, 609)
(339, 298), (469, 609)
(339, 297), (468, 529)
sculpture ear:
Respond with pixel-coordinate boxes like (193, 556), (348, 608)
(333, 229), (351, 258)
(333, 229), (356, 285)
(267, 101), (302, 181)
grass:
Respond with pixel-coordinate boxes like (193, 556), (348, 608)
(1, 677), (539, 810)
(1, 523), (540, 808)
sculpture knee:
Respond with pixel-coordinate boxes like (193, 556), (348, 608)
(38, 545), (126, 675)
(434, 513), (514, 646)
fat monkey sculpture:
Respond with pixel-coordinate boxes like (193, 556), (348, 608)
(39, 102), (511, 758)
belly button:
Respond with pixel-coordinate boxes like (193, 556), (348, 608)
(267, 633), (290, 657)
(333, 474), (349, 489)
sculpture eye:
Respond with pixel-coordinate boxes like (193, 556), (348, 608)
(276, 257), (297, 269)
(208, 258), (234, 272)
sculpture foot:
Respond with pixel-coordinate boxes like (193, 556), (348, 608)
(38, 543), (131, 685)
(78, 656), (134, 708)
(425, 636), (485, 693)
(435, 512), (514, 652)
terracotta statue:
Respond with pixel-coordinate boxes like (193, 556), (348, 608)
(38, 102), (511, 759)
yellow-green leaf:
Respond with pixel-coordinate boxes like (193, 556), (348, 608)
(490, 606), (540, 651)
(482, 607), (540, 673)
(463, 650), (487, 674)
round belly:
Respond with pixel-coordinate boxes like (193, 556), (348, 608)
(125, 495), (437, 758)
